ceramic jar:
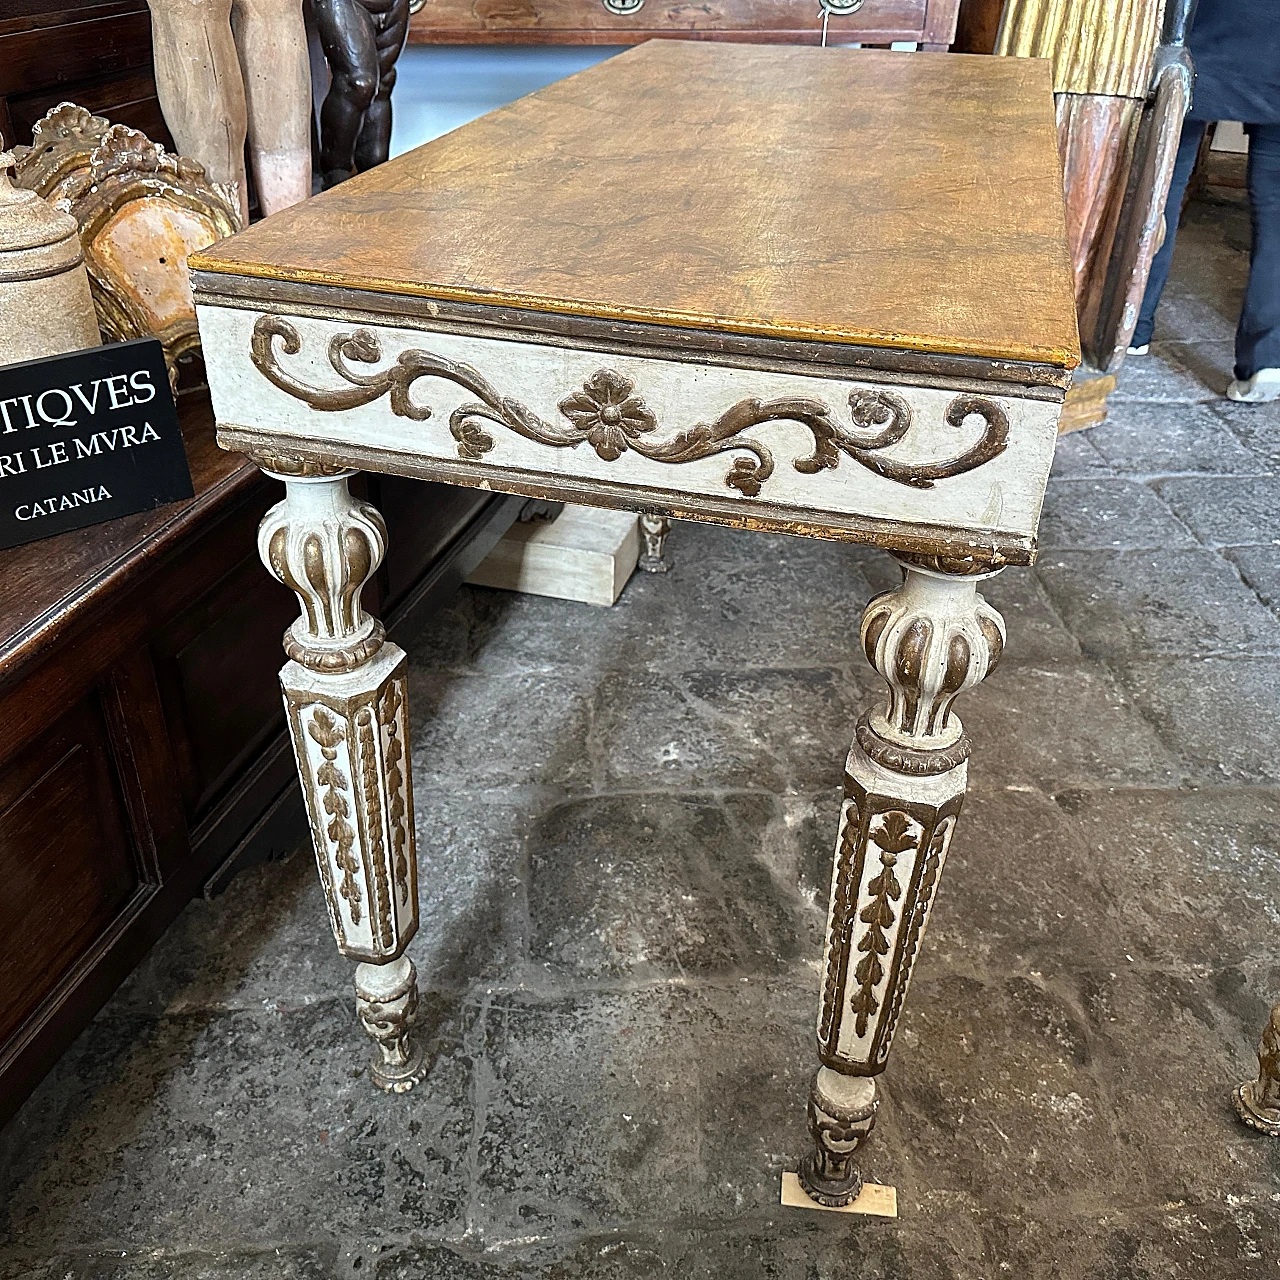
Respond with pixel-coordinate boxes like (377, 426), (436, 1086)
(0, 148), (100, 368)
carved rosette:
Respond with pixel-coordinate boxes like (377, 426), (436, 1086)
(283, 644), (418, 963)
(258, 474), (389, 673)
(1233, 1003), (1280, 1137)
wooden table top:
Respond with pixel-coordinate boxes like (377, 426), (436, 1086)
(193, 41), (1078, 369)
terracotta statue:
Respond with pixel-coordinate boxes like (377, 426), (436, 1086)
(145, 0), (312, 224)
(313, 0), (412, 188)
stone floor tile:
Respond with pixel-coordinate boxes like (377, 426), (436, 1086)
(1050, 430), (1116, 478)
(0, 998), (475, 1256)
(526, 793), (804, 979)
(469, 988), (703, 1237)
(103, 850), (351, 1018)
(1108, 347), (1220, 407)
(923, 787), (1117, 972)
(1039, 479), (1197, 551)
(1227, 543), (1280, 613)
(0, 1246), (340, 1280)
(1045, 787), (1280, 970)
(876, 967), (1161, 1211)
(405, 524), (882, 680)
(1035, 549), (1280, 657)
(408, 669), (595, 793)
(977, 567), (1083, 666)
(1154, 476), (1280, 548)
(963, 660), (1185, 790)
(587, 665), (865, 796)
(1116, 656), (1280, 783)
(984, 1201), (1280, 1280)
(1211, 399), (1280, 473)
(1086, 402), (1262, 476)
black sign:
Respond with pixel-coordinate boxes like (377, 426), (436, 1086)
(0, 338), (193, 550)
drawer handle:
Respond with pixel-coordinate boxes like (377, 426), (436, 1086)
(819, 0), (866, 12)
(602, 0), (645, 13)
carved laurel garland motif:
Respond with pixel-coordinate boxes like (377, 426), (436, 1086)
(308, 707), (363, 924)
(249, 317), (1010, 496)
(356, 707), (394, 950)
(819, 797), (862, 1056)
(848, 813), (913, 1037)
(874, 815), (952, 1065)
(378, 679), (412, 907)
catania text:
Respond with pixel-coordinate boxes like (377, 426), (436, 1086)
(0, 369), (162, 516)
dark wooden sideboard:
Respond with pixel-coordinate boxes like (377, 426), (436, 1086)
(0, 391), (519, 1128)
(409, 0), (963, 50)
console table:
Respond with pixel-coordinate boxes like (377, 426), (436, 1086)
(192, 40), (1077, 1206)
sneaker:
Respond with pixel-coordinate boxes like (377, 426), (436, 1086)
(1127, 343), (1150, 356)
(1226, 369), (1280, 402)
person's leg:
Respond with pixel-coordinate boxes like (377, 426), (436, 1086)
(1232, 123), (1280, 386)
(1131, 119), (1207, 350)
(145, 0), (249, 224)
(231, 0), (312, 214)
(353, 0), (410, 175)
(313, 0), (379, 188)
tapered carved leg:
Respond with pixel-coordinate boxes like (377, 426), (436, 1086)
(1233, 1003), (1280, 1137)
(799, 558), (1005, 1205)
(637, 513), (672, 573)
(257, 461), (426, 1092)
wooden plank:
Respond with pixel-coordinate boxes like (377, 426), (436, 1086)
(192, 42), (1078, 368)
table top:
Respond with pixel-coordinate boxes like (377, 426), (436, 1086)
(192, 41), (1078, 370)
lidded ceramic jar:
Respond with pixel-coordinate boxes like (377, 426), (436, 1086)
(0, 147), (100, 368)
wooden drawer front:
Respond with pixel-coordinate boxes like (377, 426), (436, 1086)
(0, 696), (140, 1044)
(409, 0), (929, 44)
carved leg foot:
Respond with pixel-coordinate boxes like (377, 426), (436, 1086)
(637, 513), (672, 573)
(258, 464), (424, 1092)
(356, 955), (427, 1092)
(801, 558), (1005, 1202)
(1233, 1002), (1280, 1136)
(798, 1069), (878, 1206)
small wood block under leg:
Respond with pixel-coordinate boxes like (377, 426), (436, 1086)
(780, 1172), (898, 1218)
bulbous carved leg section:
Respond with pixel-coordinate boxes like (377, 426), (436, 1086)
(356, 955), (428, 1094)
(798, 1069), (878, 1207)
(258, 470), (389, 673)
(800, 561), (1004, 1205)
(637, 513), (672, 574)
(261, 470), (424, 1093)
(1233, 1003), (1280, 1137)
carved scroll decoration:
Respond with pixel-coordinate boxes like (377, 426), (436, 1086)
(249, 317), (1010, 497)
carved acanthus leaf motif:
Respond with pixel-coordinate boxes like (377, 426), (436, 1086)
(249, 317), (1010, 496)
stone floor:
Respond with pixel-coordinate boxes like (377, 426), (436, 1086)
(3, 195), (1280, 1278)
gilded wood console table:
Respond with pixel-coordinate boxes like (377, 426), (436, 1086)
(192, 40), (1078, 1207)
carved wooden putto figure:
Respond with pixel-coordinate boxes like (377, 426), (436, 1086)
(314, 0), (412, 188)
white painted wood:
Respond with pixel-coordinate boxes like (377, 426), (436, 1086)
(197, 306), (1061, 548)
(466, 505), (640, 606)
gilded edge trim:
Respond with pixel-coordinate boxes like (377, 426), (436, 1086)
(220, 423), (1038, 567)
(188, 257), (1081, 371)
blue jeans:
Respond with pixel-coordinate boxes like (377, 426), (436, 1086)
(1134, 120), (1280, 378)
